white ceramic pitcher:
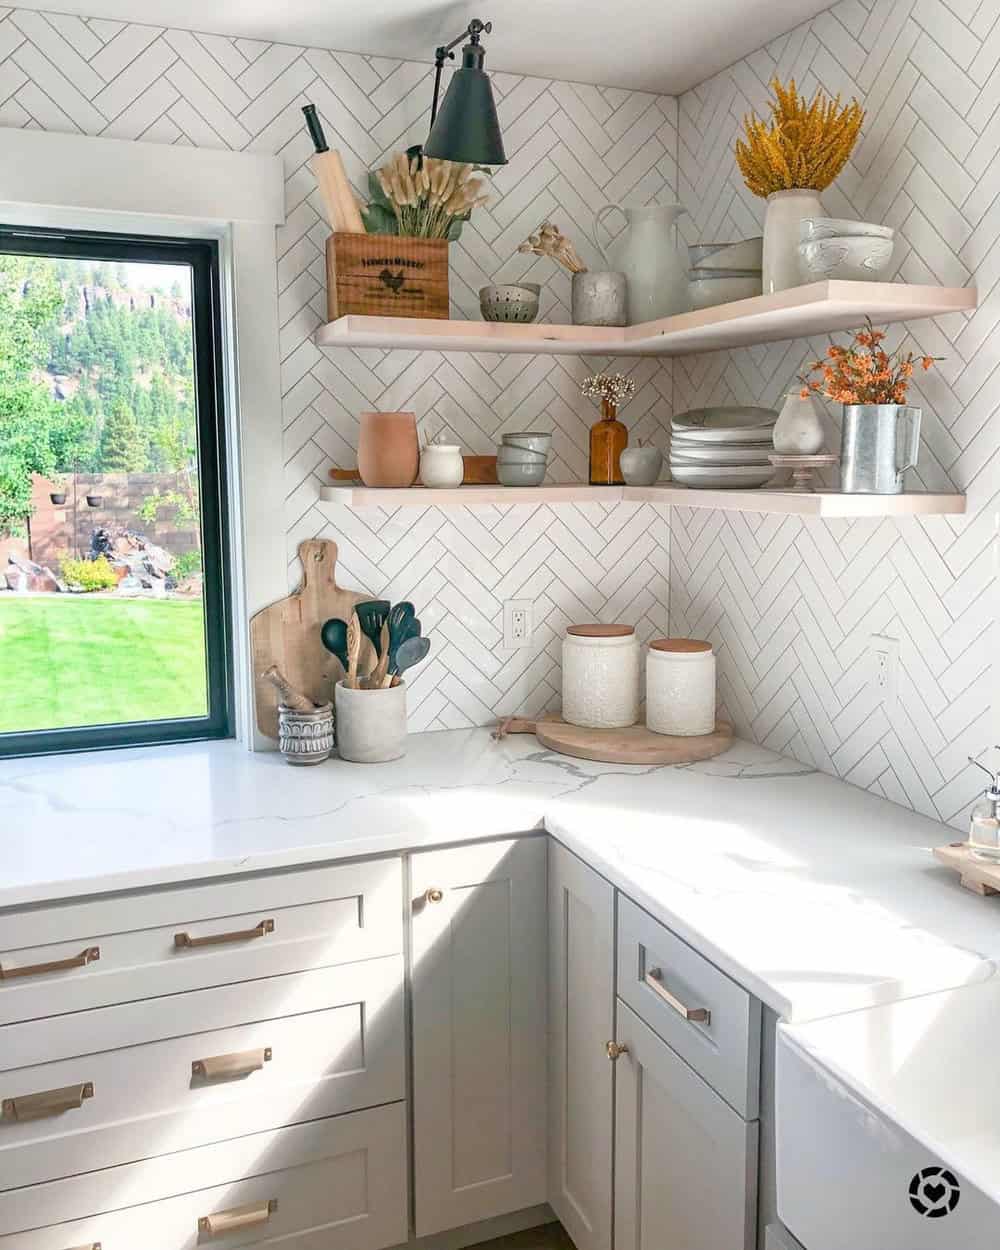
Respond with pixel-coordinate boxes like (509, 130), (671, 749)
(595, 203), (690, 323)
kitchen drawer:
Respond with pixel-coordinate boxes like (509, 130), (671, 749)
(0, 1103), (407, 1248)
(0, 957), (404, 1190)
(617, 894), (760, 1117)
(0, 859), (402, 1026)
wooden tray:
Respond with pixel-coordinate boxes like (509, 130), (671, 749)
(495, 715), (733, 765)
(250, 539), (376, 740)
(934, 841), (1000, 895)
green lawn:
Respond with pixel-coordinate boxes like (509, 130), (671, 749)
(0, 596), (207, 733)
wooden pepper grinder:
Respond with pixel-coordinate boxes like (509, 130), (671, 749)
(582, 372), (636, 486)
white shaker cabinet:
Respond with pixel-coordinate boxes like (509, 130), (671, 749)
(410, 837), (548, 1237)
(547, 841), (615, 1250)
(613, 1002), (758, 1250)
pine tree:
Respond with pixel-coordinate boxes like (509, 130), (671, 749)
(99, 399), (146, 471)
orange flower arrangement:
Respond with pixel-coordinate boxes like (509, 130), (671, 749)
(800, 319), (940, 405)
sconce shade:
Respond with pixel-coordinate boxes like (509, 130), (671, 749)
(424, 43), (507, 166)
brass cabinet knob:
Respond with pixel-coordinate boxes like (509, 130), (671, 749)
(606, 1041), (629, 1061)
(426, 888), (445, 903)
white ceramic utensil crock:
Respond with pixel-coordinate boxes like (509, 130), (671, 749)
(646, 638), (716, 736)
(562, 624), (640, 728)
(334, 680), (407, 762)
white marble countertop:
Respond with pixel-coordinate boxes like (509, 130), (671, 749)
(0, 729), (994, 1023)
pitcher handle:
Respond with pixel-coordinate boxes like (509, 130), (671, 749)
(895, 406), (921, 486)
(593, 204), (624, 267)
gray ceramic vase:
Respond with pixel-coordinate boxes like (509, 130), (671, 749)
(277, 702), (334, 765)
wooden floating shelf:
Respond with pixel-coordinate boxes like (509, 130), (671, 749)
(315, 280), (976, 357)
(319, 483), (967, 517)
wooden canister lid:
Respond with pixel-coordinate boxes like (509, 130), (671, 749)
(567, 623), (635, 637)
(649, 637), (712, 653)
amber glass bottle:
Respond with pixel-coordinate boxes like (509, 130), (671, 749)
(589, 398), (627, 485)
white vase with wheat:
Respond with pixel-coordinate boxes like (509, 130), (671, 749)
(736, 79), (865, 295)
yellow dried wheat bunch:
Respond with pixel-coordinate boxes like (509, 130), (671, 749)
(735, 77), (864, 197)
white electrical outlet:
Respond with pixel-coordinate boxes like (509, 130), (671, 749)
(503, 600), (533, 649)
(868, 634), (900, 711)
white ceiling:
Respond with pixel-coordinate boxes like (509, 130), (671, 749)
(9, 0), (835, 93)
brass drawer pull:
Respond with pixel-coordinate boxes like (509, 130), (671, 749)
(192, 1047), (272, 1080)
(198, 1198), (277, 1236)
(425, 888), (445, 903)
(2, 1081), (95, 1122)
(645, 967), (711, 1025)
(606, 1040), (629, 1060)
(174, 919), (274, 949)
(0, 946), (100, 981)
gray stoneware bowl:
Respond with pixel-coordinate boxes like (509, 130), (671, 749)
(498, 461), (546, 487)
(799, 217), (894, 244)
(497, 445), (548, 465)
(480, 284), (541, 323)
(798, 236), (894, 281)
(502, 431), (552, 454)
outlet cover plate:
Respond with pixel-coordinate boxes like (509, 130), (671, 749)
(503, 600), (533, 649)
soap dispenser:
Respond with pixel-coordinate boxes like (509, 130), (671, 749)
(968, 750), (1000, 862)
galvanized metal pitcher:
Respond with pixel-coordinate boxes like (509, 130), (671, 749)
(840, 404), (921, 494)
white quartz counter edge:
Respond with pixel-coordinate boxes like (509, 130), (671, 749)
(1, 731), (995, 1025)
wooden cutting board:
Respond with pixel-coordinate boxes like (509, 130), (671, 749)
(250, 539), (376, 739)
(496, 715), (733, 765)
(934, 842), (1000, 896)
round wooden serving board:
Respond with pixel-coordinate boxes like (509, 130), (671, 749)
(497, 715), (733, 765)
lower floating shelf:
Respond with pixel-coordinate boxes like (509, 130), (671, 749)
(318, 483), (966, 517)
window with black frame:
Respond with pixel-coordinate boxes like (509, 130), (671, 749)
(0, 226), (232, 755)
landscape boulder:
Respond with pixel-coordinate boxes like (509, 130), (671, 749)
(90, 525), (174, 587)
(5, 553), (63, 593)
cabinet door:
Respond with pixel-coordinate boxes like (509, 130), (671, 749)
(411, 837), (547, 1236)
(548, 840), (615, 1250)
(614, 1002), (758, 1250)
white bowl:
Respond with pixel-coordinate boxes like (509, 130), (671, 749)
(672, 406), (777, 434)
(670, 445), (774, 466)
(688, 274), (762, 309)
(670, 464), (774, 489)
(798, 236), (894, 281)
(799, 217), (894, 244)
(687, 238), (763, 270)
(498, 461), (546, 487)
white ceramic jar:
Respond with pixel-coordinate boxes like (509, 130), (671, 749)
(645, 638), (716, 736)
(561, 624), (640, 728)
(420, 444), (463, 488)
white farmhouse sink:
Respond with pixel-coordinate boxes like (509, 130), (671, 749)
(776, 975), (1000, 1250)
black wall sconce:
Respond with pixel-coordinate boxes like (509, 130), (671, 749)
(423, 18), (507, 166)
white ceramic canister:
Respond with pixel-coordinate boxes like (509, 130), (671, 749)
(645, 638), (716, 736)
(561, 624), (640, 729)
(420, 443), (463, 488)
(334, 680), (407, 762)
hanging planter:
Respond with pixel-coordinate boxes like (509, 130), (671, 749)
(86, 494), (103, 508)
(49, 492), (67, 505)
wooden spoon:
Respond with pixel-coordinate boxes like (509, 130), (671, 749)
(370, 622), (391, 688)
(346, 611), (362, 689)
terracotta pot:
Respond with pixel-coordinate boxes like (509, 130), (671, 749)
(357, 412), (419, 488)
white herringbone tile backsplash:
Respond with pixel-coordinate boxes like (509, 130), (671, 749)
(676, 0), (999, 827)
(1, 1), (995, 827)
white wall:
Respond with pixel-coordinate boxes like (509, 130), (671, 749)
(2, 3), (995, 829)
(675, 0), (998, 828)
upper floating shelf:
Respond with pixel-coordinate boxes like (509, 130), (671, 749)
(319, 483), (966, 518)
(315, 281), (976, 357)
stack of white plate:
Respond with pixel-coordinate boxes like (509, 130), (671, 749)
(670, 407), (777, 489)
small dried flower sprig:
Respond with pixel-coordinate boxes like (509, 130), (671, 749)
(517, 222), (587, 273)
(366, 153), (490, 239)
(582, 372), (636, 418)
(736, 78), (864, 198)
(800, 318), (941, 405)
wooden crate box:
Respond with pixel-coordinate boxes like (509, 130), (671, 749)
(326, 233), (449, 320)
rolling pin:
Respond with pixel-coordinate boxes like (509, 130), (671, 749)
(302, 103), (365, 233)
